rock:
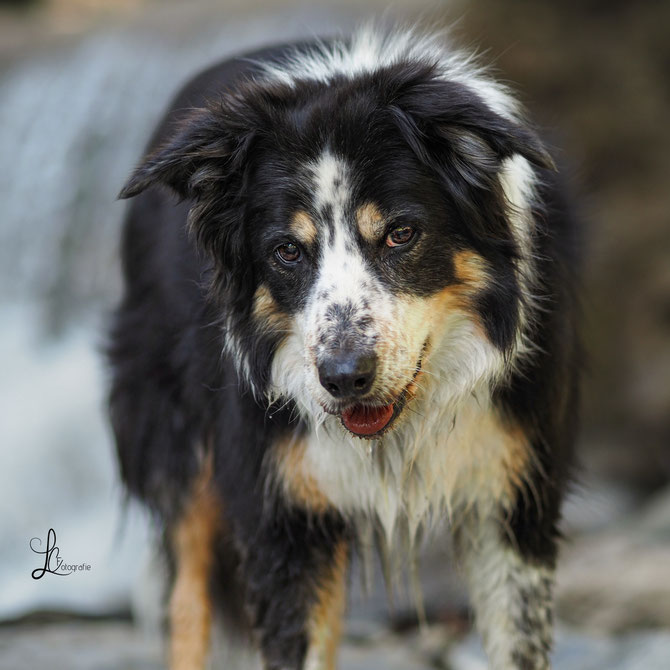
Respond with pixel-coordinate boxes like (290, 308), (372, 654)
(2, 620), (670, 670)
(0, 621), (163, 670)
(448, 628), (670, 670)
(340, 639), (432, 670)
(557, 486), (670, 632)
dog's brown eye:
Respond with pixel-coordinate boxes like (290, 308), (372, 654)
(275, 242), (301, 264)
(386, 225), (415, 248)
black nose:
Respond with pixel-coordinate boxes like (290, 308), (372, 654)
(318, 352), (377, 399)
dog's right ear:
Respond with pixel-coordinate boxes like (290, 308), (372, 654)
(118, 107), (243, 200)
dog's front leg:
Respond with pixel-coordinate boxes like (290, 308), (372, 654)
(241, 514), (350, 670)
(454, 509), (555, 670)
(168, 459), (220, 670)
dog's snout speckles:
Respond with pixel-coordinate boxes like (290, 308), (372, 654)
(304, 150), (383, 357)
(315, 299), (378, 355)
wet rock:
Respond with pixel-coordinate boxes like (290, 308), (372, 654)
(3, 619), (670, 670)
(0, 621), (163, 670)
(448, 628), (670, 670)
(557, 486), (670, 632)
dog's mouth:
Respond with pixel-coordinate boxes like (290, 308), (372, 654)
(338, 345), (426, 440)
(341, 403), (396, 437)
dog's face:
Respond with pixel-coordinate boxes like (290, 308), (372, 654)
(251, 143), (454, 437)
(121, 63), (551, 438)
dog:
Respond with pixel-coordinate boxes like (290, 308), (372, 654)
(108, 25), (579, 670)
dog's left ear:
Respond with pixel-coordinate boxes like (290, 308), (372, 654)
(118, 107), (248, 200)
(390, 76), (555, 186)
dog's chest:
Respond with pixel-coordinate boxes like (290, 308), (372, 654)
(295, 395), (527, 539)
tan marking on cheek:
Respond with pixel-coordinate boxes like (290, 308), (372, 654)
(169, 454), (220, 670)
(430, 284), (468, 314)
(274, 437), (330, 513)
(290, 210), (318, 246)
(306, 540), (348, 670)
(368, 295), (431, 401)
(356, 202), (385, 243)
(253, 284), (290, 332)
(423, 250), (492, 339)
(453, 249), (490, 291)
(421, 285), (477, 345)
(365, 252), (491, 402)
(404, 369), (425, 400)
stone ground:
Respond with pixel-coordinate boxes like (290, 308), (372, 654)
(3, 483), (670, 669)
(2, 619), (670, 670)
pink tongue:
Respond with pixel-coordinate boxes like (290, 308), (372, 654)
(342, 404), (394, 436)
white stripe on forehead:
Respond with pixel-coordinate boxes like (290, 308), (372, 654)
(310, 150), (349, 213)
(306, 150), (378, 317)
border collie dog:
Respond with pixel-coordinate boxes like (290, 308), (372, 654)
(109, 25), (579, 670)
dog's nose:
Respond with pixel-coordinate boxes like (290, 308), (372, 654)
(318, 352), (377, 399)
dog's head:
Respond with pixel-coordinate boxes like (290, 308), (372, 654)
(120, 57), (552, 439)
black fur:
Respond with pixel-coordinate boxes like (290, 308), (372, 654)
(108, 34), (579, 670)
(496, 169), (581, 566)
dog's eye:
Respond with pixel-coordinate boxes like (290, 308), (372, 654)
(386, 225), (415, 248)
(275, 242), (301, 265)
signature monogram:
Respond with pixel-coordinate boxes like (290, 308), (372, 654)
(30, 528), (91, 579)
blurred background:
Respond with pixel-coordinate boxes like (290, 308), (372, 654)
(1, 0), (669, 668)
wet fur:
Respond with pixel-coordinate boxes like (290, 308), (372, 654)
(109, 25), (579, 670)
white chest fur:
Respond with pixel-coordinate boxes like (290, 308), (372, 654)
(295, 391), (529, 543)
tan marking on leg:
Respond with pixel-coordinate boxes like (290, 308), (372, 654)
(253, 284), (290, 333)
(304, 540), (348, 670)
(355, 202), (385, 243)
(498, 420), (535, 502)
(274, 436), (330, 513)
(444, 406), (533, 511)
(169, 456), (220, 670)
(290, 210), (318, 246)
